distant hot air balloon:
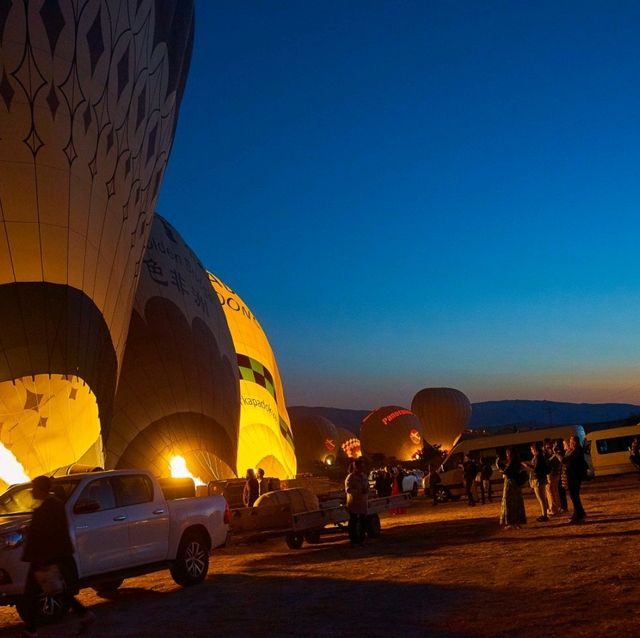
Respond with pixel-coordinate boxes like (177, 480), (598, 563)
(359, 406), (423, 461)
(335, 427), (362, 459)
(291, 415), (338, 471)
(411, 388), (472, 451)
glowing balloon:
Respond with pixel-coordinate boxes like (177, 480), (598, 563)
(0, 1), (195, 478)
(209, 273), (296, 479)
(411, 387), (472, 451)
(291, 415), (338, 472)
(360, 406), (423, 461)
(107, 216), (239, 482)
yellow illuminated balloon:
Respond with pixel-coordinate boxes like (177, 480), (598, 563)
(0, 375), (100, 485)
(411, 387), (472, 451)
(0, 2), (194, 482)
(209, 273), (296, 479)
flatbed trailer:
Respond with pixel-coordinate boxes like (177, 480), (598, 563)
(229, 493), (411, 549)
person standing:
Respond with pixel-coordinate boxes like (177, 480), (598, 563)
(543, 439), (562, 515)
(562, 435), (587, 523)
(345, 459), (369, 546)
(496, 448), (527, 529)
(424, 464), (442, 505)
(524, 443), (550, 522)
(21, 475), (96, 638)
(242, 469), (259, 507)
(256, 468), (270, 497)
(479, 456), (493, 504)
(460, 454), (478, 506)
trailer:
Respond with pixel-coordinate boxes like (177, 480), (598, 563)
(228, 492), (411, 549)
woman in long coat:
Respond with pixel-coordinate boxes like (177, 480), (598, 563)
(497, 448), (527, 529)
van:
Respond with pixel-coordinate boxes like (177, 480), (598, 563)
(584, 424), (640, 477)
(434, 425), (587, 503)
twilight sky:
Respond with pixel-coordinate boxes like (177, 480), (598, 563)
(157, 0), (640, 410)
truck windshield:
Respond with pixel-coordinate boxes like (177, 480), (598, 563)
(0, 479), (79, 515)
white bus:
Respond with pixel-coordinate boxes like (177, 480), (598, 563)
(584, 424), (640, 477)
(434, 425), (587, 503)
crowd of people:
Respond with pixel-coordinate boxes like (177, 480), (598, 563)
(494, 435), (588, 529)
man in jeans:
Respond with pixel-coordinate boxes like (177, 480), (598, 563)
(345, 459), (369, 546)
(21, 475), (96, 638)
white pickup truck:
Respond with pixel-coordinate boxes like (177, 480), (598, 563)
(0, 469), (229, 622)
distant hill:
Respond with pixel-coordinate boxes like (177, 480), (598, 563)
(288, 400), (640, 435)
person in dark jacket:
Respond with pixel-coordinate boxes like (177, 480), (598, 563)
(562, 435), (587, 523)
(242, 469), (259, 507)
(459, 454), (478, 506)
(21, 475), (95, 638)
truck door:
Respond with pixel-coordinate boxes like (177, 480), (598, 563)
(113, 474), (169, 566)
(71, 477), (130, 577)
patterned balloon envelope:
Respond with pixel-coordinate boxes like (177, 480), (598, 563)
(360, 406), (424, 461)
(0, 1), (195, 484)
(209, 273), (296, 479)
(107, 215), (240, 482)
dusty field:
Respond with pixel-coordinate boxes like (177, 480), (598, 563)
(2, 475), (640, 638)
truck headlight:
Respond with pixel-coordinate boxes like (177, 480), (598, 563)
(0, 530), (25, 550)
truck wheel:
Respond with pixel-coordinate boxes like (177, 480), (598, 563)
(170, 531), (210, 586)
(435, 486), (450, 503)
(93, 578), (124, 597)
(285, 533), (304, 549)
(366, 514), (381, 538)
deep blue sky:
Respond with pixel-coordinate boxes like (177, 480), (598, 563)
(158, 1), (640, 409)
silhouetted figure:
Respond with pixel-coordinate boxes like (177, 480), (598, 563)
(562, 435), (587, 523)
(523, 442), (550, 522)
(479, 456), (493, 504)
(243, 469), (259, 507)
(21, 475), (95, 638)
(425, 464), (442, 505)
(543, 438), (562, 515)
(256, 467), (270, 496)
(460, 454), (478, 506)
(345, 459), (369, 546)
(497, 448), (527, 529)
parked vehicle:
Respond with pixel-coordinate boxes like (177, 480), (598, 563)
(0, 469), (229, 623)
(434, 425), (590, 503)
(584, 424), (640, 477)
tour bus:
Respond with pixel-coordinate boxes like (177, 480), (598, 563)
(433, 425), (588, 503)
(584, 424), (640, 477)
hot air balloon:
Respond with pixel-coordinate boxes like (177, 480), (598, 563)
(291, 415), (338, 472)
(209, 273), (297, 479)
(106, 215), (239, 482)
(0, 1), (194, 485)
(411, 388), (472, 451)
(336, 427), (362, 459)
(359, 406), (423, 461)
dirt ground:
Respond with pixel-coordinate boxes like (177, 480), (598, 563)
(1, 474), (640, 638)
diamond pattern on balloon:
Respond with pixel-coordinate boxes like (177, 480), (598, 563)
(24, 127), (44, 156)
(146, 123), (157, 163)
(87, 7), (105, 76)
(136, 85), (147, 130)
(46, 85), (60, 118)
(39, 0), (66, 55)
(0, 69), (14, 109)
(117, 47), (130, 99)
(64, 139), (78, 164)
